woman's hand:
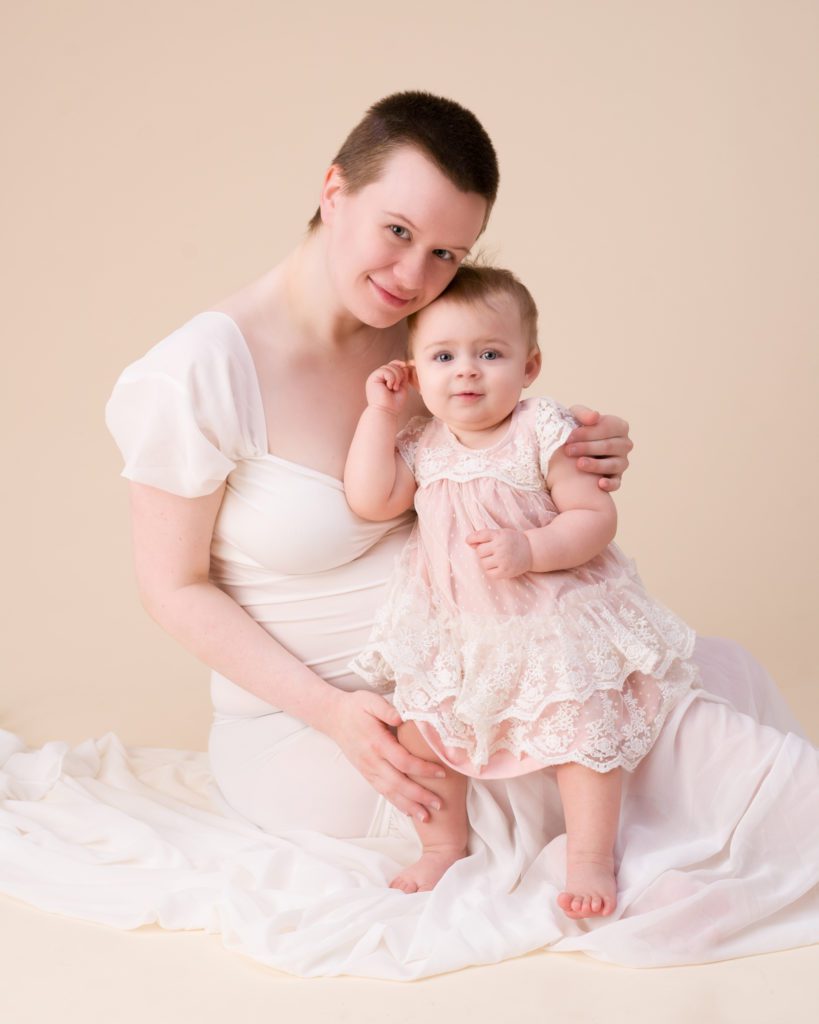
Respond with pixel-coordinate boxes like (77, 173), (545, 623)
(365, 360), (412, 416)
(566, 406), (633, 492)
(323, 689), (446, 823)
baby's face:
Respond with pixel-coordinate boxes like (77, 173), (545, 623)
(409, 294), (541, 438)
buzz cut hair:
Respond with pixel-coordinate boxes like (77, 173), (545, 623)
(307, 91), (499, 232)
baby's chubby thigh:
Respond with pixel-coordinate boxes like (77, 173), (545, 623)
(208, 709), (383, 838)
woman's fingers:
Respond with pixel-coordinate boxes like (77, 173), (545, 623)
(335, 692), (445, 819)
(376, 761), (443, 821)
(565, 437), (632, 459)
(367, 697), (402, 728)
(566, 415), (630, 446)
(575, 455), (628, 476)
(567, 404), (600, 425)
(389, 737), (447, 779)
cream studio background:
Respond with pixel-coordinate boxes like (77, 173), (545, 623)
(1, 1), (818, 1021)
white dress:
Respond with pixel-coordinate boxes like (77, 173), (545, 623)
(0, 311), (817, 980)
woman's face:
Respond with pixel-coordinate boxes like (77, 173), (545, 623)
(320, 146), (488, 328)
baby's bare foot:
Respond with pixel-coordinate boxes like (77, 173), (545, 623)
(390, 845), (468, 894)
(557, 851), (617, 919)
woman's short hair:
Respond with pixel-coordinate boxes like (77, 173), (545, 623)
(307, 91), (499, 231)
(408, 264), (540, 354)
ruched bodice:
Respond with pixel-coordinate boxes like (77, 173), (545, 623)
(209, 455), (412, 715)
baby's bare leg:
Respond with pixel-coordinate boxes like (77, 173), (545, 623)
(555, 762), (621, 919)
(390, 720), (470, 893)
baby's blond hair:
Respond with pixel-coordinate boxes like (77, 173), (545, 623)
(407, 264), (540, 355)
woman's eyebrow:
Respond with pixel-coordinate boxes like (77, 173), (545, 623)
(383, 211), (472, 254)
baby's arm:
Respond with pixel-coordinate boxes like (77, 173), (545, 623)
(344, 361), (418, 522)
(466, 445), (617, 579)
(526, 445), (618, 571)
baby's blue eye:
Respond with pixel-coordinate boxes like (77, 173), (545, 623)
(389, 224), (411, 239)
(433, 352), (453, 362)
(480, 350), (500, 360)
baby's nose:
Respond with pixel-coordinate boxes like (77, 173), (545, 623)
(456, 361), (480, 376)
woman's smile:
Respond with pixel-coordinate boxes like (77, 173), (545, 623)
(368, 276), (414, 308)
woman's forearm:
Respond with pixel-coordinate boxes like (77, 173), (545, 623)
(142, 579), (342, 733)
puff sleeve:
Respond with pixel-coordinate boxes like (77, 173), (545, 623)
(105, 313), (267, 497)
(395, 415), (431, 475)
(534, 397), (578, 480)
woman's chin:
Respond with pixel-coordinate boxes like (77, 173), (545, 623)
(355, 304), (409, 330)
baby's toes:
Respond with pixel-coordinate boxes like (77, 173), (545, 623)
(557, 891), (574, 914)
(558, 891), (584, 919)
(390, 875), (418, 894)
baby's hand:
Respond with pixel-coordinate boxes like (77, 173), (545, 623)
(465, 529), (532, 579)
(365, 360), (413, 415)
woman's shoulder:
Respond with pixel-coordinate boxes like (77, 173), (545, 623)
(105, 311), (267, 497)
(118, 311), (256, 390)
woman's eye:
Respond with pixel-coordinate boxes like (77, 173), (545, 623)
(433, 249), (454, 262)
(433, 353), (453, 362)
(480, 350), (500, 360)
(389, 224), (411, 240)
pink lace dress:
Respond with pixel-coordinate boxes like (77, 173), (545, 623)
(350, 397), (699, 778)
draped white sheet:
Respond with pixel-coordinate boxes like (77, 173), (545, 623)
(1, 638), (817, 980)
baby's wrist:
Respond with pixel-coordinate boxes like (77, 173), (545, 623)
(365, 402), (400, 420)
(521, 531), (536, 573)
(522, 529), (548, 573)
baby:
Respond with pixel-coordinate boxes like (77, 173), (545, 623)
(343, 265), (697, 918)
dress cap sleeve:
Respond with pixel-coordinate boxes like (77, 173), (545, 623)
(105, 313), (267, 497)
(395, 415), (432, 474)
(535, 397), (578, 480)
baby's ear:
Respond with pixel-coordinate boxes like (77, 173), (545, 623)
(407, 361), (419, 390)
(524, 348), (542, 386)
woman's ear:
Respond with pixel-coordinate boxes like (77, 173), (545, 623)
(523, 349), (542, 388)
(318, 164), (346, 226)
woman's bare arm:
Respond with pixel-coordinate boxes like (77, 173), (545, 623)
(128, 481), (444, 822)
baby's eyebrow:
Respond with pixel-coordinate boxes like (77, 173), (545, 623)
(382, 210), (472, 254)
(417, 336), (514, 352)
(472, 336), (513, 348)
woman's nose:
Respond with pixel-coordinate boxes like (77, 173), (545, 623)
(394, 251), (426, 293)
